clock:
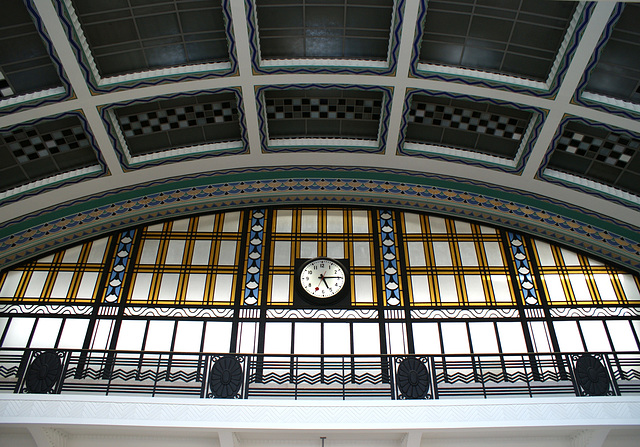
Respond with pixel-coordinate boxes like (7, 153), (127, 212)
(295, 257), (349, 304)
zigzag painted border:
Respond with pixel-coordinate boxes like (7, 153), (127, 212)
(0, 0), (73, 116)
(396, 88), (546, 174)
(255, 84), (393, 154)
(408, 1), (594, 99)
(0, 171), (638, 273)
(99, 87), (250, 170)
(0, 110), (109, 206)
(53, 0), (239, 94)
(537, 115), (640, 211)
(245, 0), (405, 76)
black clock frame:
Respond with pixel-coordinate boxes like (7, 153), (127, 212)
(294, 257), (351, 306)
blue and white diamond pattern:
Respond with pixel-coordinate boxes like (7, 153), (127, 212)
(507, 232), (538, 305)
(243, 209), (265, 305)
(379, 210), (400, 306)
(104, 229), (135, 303)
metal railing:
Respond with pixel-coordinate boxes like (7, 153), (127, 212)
(1, 348), (638, 399)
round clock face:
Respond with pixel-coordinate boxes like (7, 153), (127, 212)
(299, 258), (347, 300)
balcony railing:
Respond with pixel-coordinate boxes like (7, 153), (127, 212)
(1, 348), (638, 399)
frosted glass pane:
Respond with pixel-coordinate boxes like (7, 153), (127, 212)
(62, 245), (82, 264)
(619, 274), (640, 301)
(496, 322), (527, 353)
(438, 275), (458, 303)
(174, 321), (203, 352)
(218, 240), (237, 265)
(197, 215), (215, 232)
(294, 323), (321, 354)
(300, 241), (317, 258)
(410, 275), (430, 303)
(147, 223), (164, 232)
(484, 242), (503, 266)
(273, 241), (291, 266)
(407, 242), (426, 267)
(354, 275), (373, 304)
(433, 242), (452, 266)
(386, 322), (407, 354)
(158, 273), (180, 301)
(593, 274), (617, 302)
(0, 271), (22, 297)
(580, 321), (611, 352)
(441, 323), (470, 354)
(465, 275), (485, 303)
(145, 321), (174, 351)
(191, 240), (211, 265)
(529, 321), (552, 353)
(222, 212), (240, 232)
(327, 242), (344, 258)
(131, 273), (153, 300)
(607, 320), (638, 351)
(25, 271), (48, 298)
(213, 274), (233, 302)
(77, 272), (99, 299)
(165, 240), (185, 264)
(458, 242), (478, 266)
(326, 210), (343, 233)
(235, 321), (256, 353)
(561, 248), (580, 266)
(324, 323), (350, 355)
(353, 242), (370, 266)
(455, 221), (472, 233)
(275, 210), (292, 232)
(469, 322), (498, 354)
(271, 275), (290, 303)
(116, 320), (146, 350)
(491, 275), (512, 303)
(172, 218), (190, 232)
(3, 318), (36, 347)
(480, 226), (496, 234)
(31, 318), (62, 348)
(185, 274), (207, 302)
(0, 318), (8, 343)
(301, 209), (318, 232)
(568, 274), (591, 301)
(429, 216), (447, 233)
(588, 257), (603, 266)
(90, 319), (114, 350)
(535, 241), (555, 266)
(264, 323), (292, 354)
(412, 322), (441, 354)
(204, 321), (232, 353)
(544, 274), (567, 302)
(353, 323), (380, 354)
(39, 254), (55, 263)
(404, 213), (421, 233)
(58, 319), (90, 349)
(87, 237), (108, 263)
(140, 239), (160, 264)
(50, 272), (73, 299)
(554, 321), (584, 351)
(352, 210), (369, 233)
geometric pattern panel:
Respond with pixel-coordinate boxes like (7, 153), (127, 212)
(547, 120), (640, 195)
(264, 89), (383, 140)
(69, 0), (230, 77)
(585, 4), (640, 105)
(406, 94), (532, 159)
(255, 0), (394, 60)
(419, 0), (578, 81)
(0, 0), (63, 98)
(113, 92), (241, 157)
(0, 115), (100, 192)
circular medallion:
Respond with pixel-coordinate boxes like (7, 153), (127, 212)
(396, 357), (429, 399)
(209, 356), (243, 398)
(25, 351), (62, 394)
(297, 258), (348, 304)
(575, 354), (610, 396)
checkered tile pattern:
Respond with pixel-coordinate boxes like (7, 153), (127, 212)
(2, 124), (91, 164)
(0, 71), (13, 98)
(557, 130), (638, 168)
(408, 102), (527, 140)
(118, 101), (239, 137)
(265, 97), (382, 121)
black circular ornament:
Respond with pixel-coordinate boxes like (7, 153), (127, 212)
(575, 354), (610, 396)
(25, 351), (62, 394)
(396, 357), (429, 399)
(208, 356), (243, 398)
